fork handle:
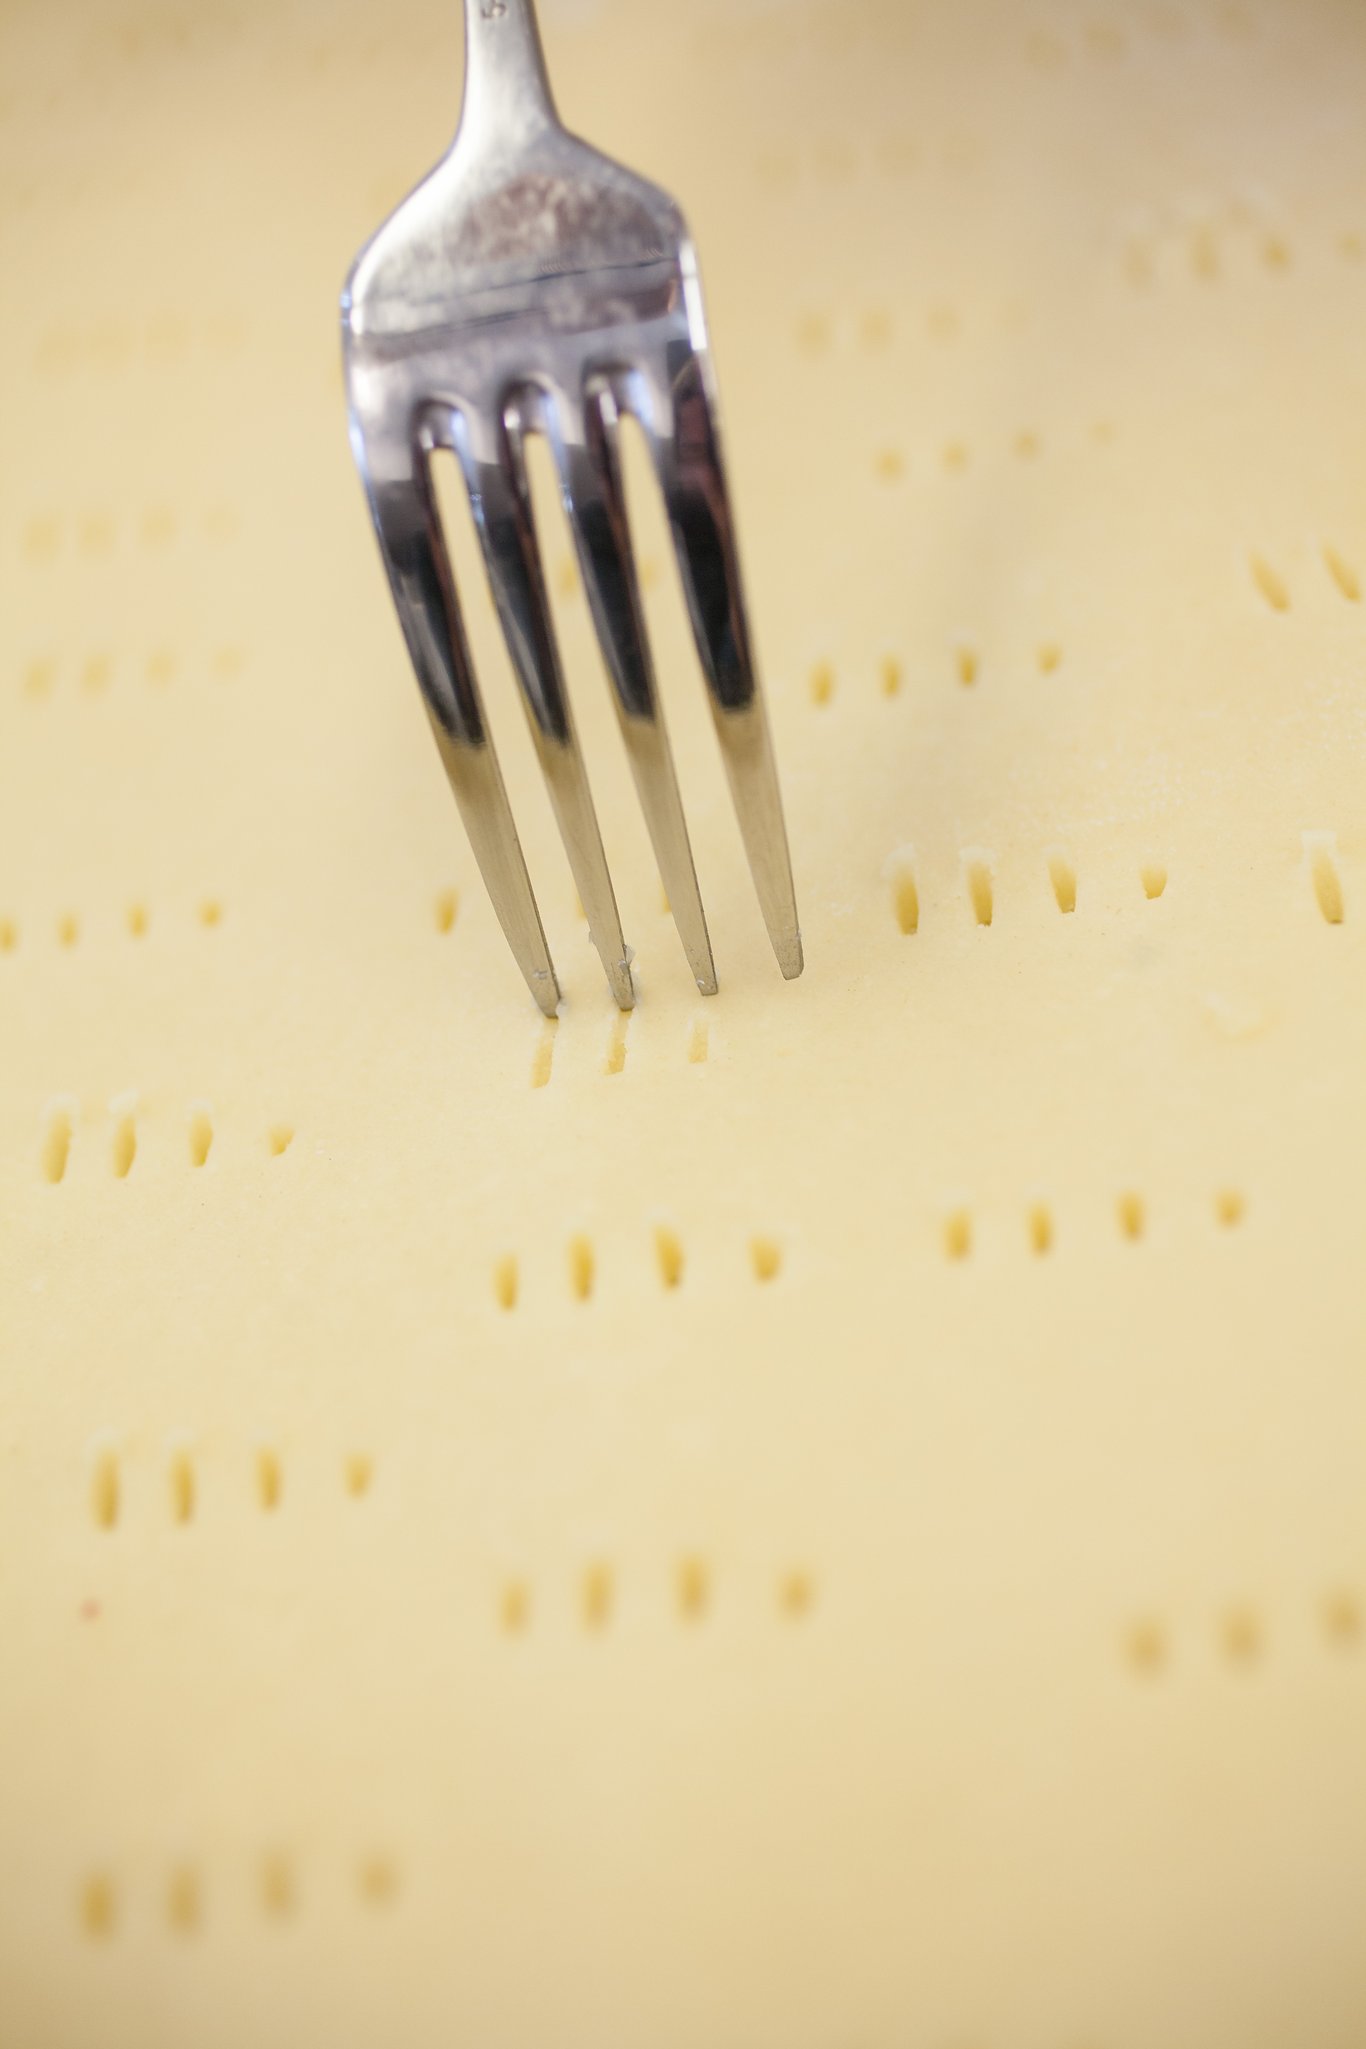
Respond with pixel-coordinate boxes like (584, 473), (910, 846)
(460, 0), (559, 148)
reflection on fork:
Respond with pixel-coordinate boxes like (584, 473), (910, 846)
(341, 0), (802, 1013)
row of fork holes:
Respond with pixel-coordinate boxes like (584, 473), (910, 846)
(502, 1562), (815, 1634)
(1125, 220), (1293, 285)
(1119, 208), (1366, 284)
(530, 1013), (707, 1087)
(1, 901), (222, 949)
(501, 1197), (1245, 1297)
(80, 1853), (397, 1939)
(19, 506), (238, 561)
(811, 646), (1061, 703)
(943, 1190), (1245, 1260)
(864, 418), (1118, 479)
(889, 857), (1163, 932)
(890, 852), (1348, 928)
(41, 1110), (294, 1183)
(19, 648), (243, 694)
(90, 1449), (373, 1529)
(434, 901), (709, 1082)
(494, 1231), (780, 1308)
(1126, 1593), (1362, 1677)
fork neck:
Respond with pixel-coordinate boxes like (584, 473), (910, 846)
(458, 0), (560, 154)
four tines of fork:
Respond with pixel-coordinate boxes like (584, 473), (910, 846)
(342, 0), (802, 1014)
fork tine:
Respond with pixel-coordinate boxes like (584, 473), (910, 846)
(646, 338), (803, 981)
(556, 384), (718, 997)
(448, 400), (635, 1011)
(360, 451), (560, 1016)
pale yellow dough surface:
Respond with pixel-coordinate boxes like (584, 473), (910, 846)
(2, 0), (1365, 2043)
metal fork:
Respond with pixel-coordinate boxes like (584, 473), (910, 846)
(341, 0), (802, 1014)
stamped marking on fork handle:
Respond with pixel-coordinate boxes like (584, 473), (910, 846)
(481, 2), (507, 17)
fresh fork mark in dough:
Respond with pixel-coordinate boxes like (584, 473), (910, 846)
(943, 1209), (972, 1260)
(779, 1569), (815, 1619)
(530, 1021), (556, 1089)
(79, 1875), (117, 1939)
(750, 1236), (783, 1283)
(1323, 543), (1360, 600)
(1047, 852), (1077, 914)
(1221, 1606), (1263, 1667)
(255, 1447), (283, 1512)
(1250, 553), (1290, 611)
(568, 1235), (595, 1302)
(1125, 1618), (1168, 1676)
(581, 1562), (614, 1631)
(169, 1447), (195, 1526)
(1306, 834), (1345, 923)
(358, 1855), (400, 1907)
(677, 1556), (710, 1621)
(655, 1226), (684, 1290)
(43, 1103), (74, 1184)
(964, 854), (994, 927)
(90, 1444), (120, 1530)
(1027, 1202), (1054, 1256)
(604, 1012), (630, 1077)
(1324, 1591), (1362, 1647)
(886, 847), (920, 936)
(166, 1865), (202, 1935)
(493, 1254), (519, 1310)
(111, 1114), (137, 1179)
(188, 1108), (214, 1168)
(259, 1852), (297, 1920)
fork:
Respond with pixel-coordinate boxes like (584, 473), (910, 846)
(341, 0), (802, 1014)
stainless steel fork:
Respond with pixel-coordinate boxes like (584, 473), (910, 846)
(341, 0), (802, 1014)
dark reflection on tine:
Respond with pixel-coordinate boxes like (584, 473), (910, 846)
(649, 337), (802, 979)
(448, 393), (633, 1010)
(361, 415), (559, 1014)
(557, 383), (716, 995)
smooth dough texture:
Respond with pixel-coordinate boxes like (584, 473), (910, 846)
(1, 1), (1365, 2044)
